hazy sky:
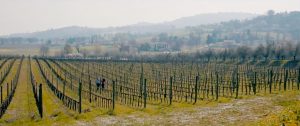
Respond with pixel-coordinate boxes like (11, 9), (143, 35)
(0, 0), (299, 35)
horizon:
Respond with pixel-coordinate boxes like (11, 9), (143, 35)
(1, 0), (300, 35)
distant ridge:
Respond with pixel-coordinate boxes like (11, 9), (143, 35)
(164, 12), (257, 28)
(7, 12), (258, 39)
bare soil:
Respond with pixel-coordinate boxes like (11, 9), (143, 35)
(76, 96), (283, 126)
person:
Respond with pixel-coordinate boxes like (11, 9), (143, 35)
(101, 78), (106, 89)
(96, 77), (101, 90)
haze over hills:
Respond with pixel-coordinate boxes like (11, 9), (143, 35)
(7, 12), (258, 39)
(163, 12), (258, 28)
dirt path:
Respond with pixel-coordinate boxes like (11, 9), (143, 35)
(1, 59), (39, 123)
(79, 96), (283, 126)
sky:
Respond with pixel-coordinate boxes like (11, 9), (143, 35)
(0, 0), (299, 35)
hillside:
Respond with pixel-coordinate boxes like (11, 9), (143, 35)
(218, 11), (300, 33)
(7, 13), (257, 39)
(166, 12), (257, 28)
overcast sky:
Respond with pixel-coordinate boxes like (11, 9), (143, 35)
(0, 0), (299, 35)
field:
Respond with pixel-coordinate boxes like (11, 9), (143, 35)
(0, 56), (299, 125)
(0, 44), (58, 56)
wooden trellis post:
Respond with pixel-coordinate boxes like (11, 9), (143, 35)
(235, 72), (239, 99)
(284, 69), (288, 91)
(253, 72), (257, 94)
(216, 73), (219, 100)
(169, 76), (173, 105)
(1, 86), (2, 103)
(89, 76), (92, 103)
(194, 75), (199, 104)
(7, 83), (9, 97)
(112, 80), (116, 110)
(143, 79), (147, 108)
(39, 84), (43, 118)
(78, 80), (82, 113)
(269, 70), (273, 93)
(297, 68), (300, 90)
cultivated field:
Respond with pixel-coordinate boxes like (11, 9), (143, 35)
(0, 56), (299, 125)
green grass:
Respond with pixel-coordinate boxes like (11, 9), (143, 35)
(0, 59), (39, 125)
(257, 91), (300, 126)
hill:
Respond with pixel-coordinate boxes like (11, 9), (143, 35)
(210, 11), (300, 40)
(7, 13), (257, 39)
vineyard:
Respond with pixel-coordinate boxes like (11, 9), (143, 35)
(0, 56), (299, 125)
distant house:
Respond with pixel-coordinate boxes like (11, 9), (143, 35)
(223, 40), (236, 43)
(119, 45), (130, 53)
(151, 42), (169, 51)
(65, 53), (83, 58)
(212, 40), (240, 48)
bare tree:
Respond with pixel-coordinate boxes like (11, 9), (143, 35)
(204, 49), (214, 62)
(40, 45), (49, 56)
(294, 42), (300, 60)
(267, 10), (275, 16)
(275, 45), (284, 60)
(220, 49), (229, 61)
(75, 44), (80, 53)
(81, 48), (89, 58)
(64, 43), (73, 55)
(236, 45), (251, 61)
(263, 43), (272, 61)
(285, 41), (294, 60)
(94, 45), (102, 56)
(253, 44), (265, 61)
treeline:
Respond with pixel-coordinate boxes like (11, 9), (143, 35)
(220, 11), (300, 38)
(132, 41), (300, 62)
(50, 41), (300, 64)
(0, 37), (39, 45)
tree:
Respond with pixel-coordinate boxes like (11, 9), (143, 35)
(81, 49), (89, 57)
(139, 43), (151, 52)
(220, 49), (229, 61)
(188, 32), (201, 46)
(294, 42), (300, 60)
(206, 35), (214, 45)
(253, 44), (265, 61)
(285, 42), (294, 60)
(46, 40), (52, 45)
(203, 49), (214, 62)
(67, 37), (76, 44)
(236, 45), (251, 61)
(263, 43), (273, 61)
(94, 45), (102, 56)
(40, 45), (49, 56)
(151, 37), (157, 42)
(267, 10), (275, 16)
(158, 33), (168, 42)
(64, 43), (73, 55)
(75, 44), (80, 53)
(119, 43), (130, 53)
(171, 41), (181, 51)
(275, 45), (284, 60)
